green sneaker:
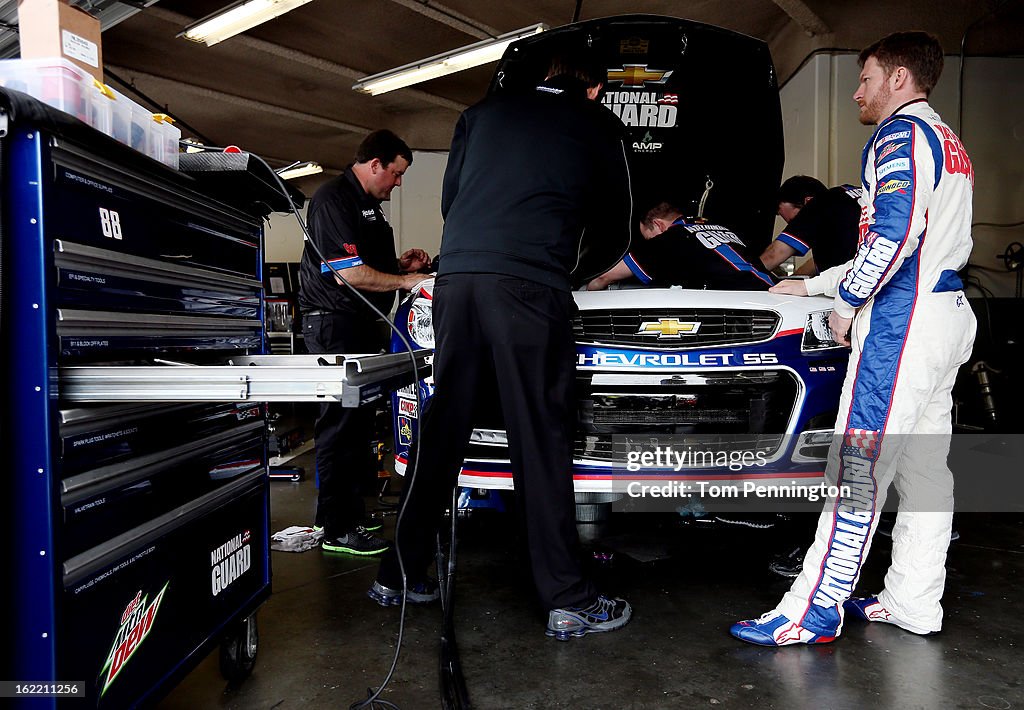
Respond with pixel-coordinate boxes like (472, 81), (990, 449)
(322, 526), (390, 555)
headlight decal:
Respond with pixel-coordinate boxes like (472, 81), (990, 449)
(801, 310), (845, 352)
(407, 297), (435, 348)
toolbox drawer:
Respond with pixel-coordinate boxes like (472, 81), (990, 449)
(60, 473), (270, 708)
(56, 309), (263, 361)
(46, 141), (261, 281)
(59, 422), (265, 558)
(59, 403), (263, 477)
(54, 240), (262, 320)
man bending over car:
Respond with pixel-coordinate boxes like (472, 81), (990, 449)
(588, 202), (773, 291)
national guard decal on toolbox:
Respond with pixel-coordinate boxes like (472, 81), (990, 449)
(211, 530), (252, 597)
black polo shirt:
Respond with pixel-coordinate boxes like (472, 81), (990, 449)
(298, 166), (400, 318)
(776, 185), (862, 272)
(624, 221), (773, 290)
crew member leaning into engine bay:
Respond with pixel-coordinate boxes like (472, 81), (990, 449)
(587, 201), (774, 291)
(730, 31), (976, 647)
(760, 175), (862, 276)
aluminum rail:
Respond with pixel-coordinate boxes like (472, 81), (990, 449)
(60, 351), (431, 407)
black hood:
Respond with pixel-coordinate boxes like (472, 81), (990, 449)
(490, 15), (784, 254)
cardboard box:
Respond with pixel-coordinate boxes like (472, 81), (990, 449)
(18, 0), (103, 81)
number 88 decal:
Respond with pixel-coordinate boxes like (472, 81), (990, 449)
(99, 207), (123, 240)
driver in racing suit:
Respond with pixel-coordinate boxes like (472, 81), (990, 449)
(731, 31), (976, 646)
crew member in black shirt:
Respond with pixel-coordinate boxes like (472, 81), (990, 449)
(372, 52), (634, 639)
(588, 202), (774, 290)
(760, 175), (861, 275)
(298, 129), (430, 555)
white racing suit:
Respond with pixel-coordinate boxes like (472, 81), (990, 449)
(776, 99), (977, 636)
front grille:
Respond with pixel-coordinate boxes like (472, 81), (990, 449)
(593, 408), (745, 425)
(582, 370), (796, 427)
(575, 433), (785, 463)
(573, 308), (780, 349)
(466, 432), (787, 465)
(461, 369), (800, 465)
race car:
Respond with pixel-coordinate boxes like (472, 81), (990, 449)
(393, 279), (847, 494)
(390, 15), (849, 496)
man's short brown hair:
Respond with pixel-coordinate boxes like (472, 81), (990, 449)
(859, 31), (944, 95)
(641, 201), (682, 229)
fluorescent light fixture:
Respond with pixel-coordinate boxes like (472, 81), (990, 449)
(178, 0), (315, 46)
(277, 161), (323, 180)
(353, 23), (547, 96)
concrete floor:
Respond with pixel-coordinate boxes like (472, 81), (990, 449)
(159, 449), (1024, 709)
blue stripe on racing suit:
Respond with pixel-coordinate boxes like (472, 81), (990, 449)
(777, 232), (811, 255)
(840, 116), (943, 311)
(623, 253), (653, 283)
(713, 245), (775, 287)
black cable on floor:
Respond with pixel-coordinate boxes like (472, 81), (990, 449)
(439, 488), (471, 709)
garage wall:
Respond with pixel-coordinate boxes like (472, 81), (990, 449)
(964, 57), (1024, 298)
(263, 149), (448, 265)
(388, 150), (447, 261)
(779, 52), (1024, 296)
(264, 208), (306, 263)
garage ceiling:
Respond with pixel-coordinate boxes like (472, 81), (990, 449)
(4, 0), (1023, 192)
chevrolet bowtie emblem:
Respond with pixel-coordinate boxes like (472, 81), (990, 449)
(637, 319), (702, 339)
(606, 64), (674, 88)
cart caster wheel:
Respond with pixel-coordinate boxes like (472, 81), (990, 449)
(220, 613), (258, 683)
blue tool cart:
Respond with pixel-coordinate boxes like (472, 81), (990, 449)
(1, 87), (272, 708)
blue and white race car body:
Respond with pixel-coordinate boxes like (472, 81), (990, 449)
(391, 280), (848, 493)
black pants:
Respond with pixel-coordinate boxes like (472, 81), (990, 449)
(304, 312), (385, 536)
(378, 274), (596, 610)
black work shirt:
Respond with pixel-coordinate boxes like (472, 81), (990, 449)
(776, 185), (861, 272)
(624, 221), (773, 290)
(298, 167), (399, 318)
(438, 76), (632, 291)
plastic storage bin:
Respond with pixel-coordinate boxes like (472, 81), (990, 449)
(88, 80), (113, 137)
(151, 113), (182, 169)
(0, 57), (91, 123)
(107, 85), (132, 145)
(108, 85), (153, 154)
(0, 59), (181, 167)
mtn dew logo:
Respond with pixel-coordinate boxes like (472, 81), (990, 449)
(100, 583), (168, 695)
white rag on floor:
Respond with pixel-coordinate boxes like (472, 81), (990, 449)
(270, 525), (323, 552)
